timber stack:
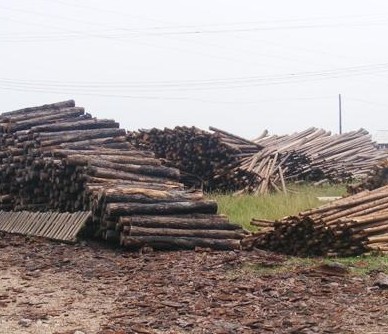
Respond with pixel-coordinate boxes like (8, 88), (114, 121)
(128, 126), (263, 192)
(347, 159), (388, 194)
(0, 100), (245, 250)
(252, 127), (387, 184)
(243, 185), (388, 256)
(130, 126), (387, 195)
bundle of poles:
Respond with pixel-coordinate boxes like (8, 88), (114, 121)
(128, 126), (263, 192)
(347, 159), (388, 194)
(244, 185), (388, 256)
(0, 100), (245, 250)
(130, 126), (387, 194)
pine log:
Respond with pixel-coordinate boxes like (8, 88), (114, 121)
(118, 214), (240, 230)
(1, 100), (75, 117)
(38, 128), (126, 146)
(120, 235), (241, 250)
(87, 166), (180, 185)
(8, 107), (85, 132)
(31, 118), (119, 133)
(102, 188), (203, 203)
(50, 149), (155, 159)
(126, 226), (245, 239)
(106, 200), (218, 216)
(66, 155), (179, 179)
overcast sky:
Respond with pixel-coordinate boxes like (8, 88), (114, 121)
(1, 0), (388, 140)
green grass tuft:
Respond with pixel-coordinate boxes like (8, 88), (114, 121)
(238, 255), (388, 277)
(207, 183), (347, 231)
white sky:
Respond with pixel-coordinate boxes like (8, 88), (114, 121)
(1, 0), (388, 140)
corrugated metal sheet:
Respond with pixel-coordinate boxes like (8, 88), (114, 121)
(0, 210), (91, 242)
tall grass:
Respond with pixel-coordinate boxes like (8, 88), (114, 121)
(207, 184), (347, 231)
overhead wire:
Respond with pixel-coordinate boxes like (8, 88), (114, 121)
(1, 63), (388, 94)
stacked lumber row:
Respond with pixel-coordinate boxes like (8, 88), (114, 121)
(243, 185), (388, 256)
(128, 126), (263, 192)
(347, 159), (388, 194)
(130, 126), (387, 195)
(210, 127), (290, 194)
(0, 100), (245, 250)
(252, 127), (387, 183)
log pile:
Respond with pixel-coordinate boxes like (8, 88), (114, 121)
(243, 185), (388, 256)
(347, 159), (388, 194)
(130, 126), (387, 194)
(252, 127), (387, 184)
(0, 100), (245, 250)
(128, 126), (263, 192)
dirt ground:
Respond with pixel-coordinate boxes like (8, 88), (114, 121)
(0, 233), (387, 334)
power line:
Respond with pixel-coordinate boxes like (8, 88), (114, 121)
(1, 63), (388, 92)
(0, 84), (334, 105)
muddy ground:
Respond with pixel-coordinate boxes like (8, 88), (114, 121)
(0, 233), (387, 334)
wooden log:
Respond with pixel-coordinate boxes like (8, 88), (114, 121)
(106, 200), (218, 216)
(49, 148), (155, 159)
(84, 178), (183, 190)
(1, 100), (75, 117)
(8, 107), (85, 132)
(118, 214), (238, 230)
(66, 155), (179, 179)
(102, 188), (203, 204)
(120, 235), (241, 250)
(38, 128), (126, 146)
(87, 166), (180, 185)
(55, 137), (127, 149)
(31, 118), (119, 133)
(125, 225), (245, 239)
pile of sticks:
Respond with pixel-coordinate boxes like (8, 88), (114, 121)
(347, 159), (388, 194)
(128, 126), (263, 192)
(244, 185), (388, 256)
(252, 127), (386, 184)
(130, 126), (386, 194)
(0, 100), (245, 250)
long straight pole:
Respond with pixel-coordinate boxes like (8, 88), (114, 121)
(339, 94), (342, 134)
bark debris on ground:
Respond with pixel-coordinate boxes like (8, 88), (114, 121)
(0, 233), (387, 334)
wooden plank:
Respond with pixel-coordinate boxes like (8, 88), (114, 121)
(0, 211), (91, 242)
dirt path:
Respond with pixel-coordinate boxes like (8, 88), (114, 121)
(0, 233), (387, 334)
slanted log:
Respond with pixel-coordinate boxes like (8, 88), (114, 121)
(8, 107), (85, 132)
(66, 155), (179, 179)
(1, 100), (75, 117)
(102, 188), (203, 203)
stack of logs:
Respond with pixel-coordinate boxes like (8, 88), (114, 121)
(128, 126), (263, 192)
(347, 159), (388, 194)
(0, 100), (246, 250)
(130, 126), (387, 194)
(243, 185), (388, 256)
(252, 127), (387, 185)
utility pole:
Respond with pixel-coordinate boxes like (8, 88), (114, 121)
(339, 94), (342, 134)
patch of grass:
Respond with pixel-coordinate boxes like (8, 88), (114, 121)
(239, 255), (388, 277)
(327, 255), (388, 276)
(207, 183), (347, 231)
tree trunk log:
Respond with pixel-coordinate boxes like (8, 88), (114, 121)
(120, 235), (241, 250)
(118, 214), (240, 230)
(125, 226), (245, 239)
(106, 200), (218, 216)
